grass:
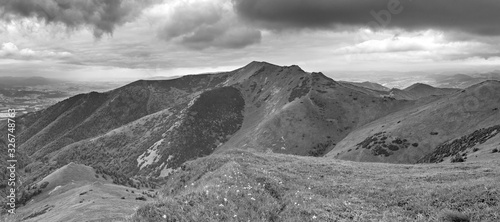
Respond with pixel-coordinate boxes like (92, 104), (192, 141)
(1, 181), (155, 222)
(129, 149), (500, 222)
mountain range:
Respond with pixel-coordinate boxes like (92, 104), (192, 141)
(1, 61), (499, 221)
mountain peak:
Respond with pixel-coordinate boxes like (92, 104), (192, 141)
(245, 61), (279, 69)
(404, 83), (435, 91)
(287, 64), (305, 73)
(243, 61), (306, 73)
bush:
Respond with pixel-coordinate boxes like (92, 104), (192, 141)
(387, 145), (399, 151)
(472, 148), (479, 152)
(451, 154), (465, 163)
(40, 181), (49, 189)
(492, 148), (499, 153)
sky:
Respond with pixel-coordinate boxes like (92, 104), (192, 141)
(1, 0), (500, 81)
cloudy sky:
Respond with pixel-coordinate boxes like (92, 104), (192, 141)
(1, 0), (500, 81)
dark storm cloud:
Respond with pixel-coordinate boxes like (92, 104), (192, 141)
(233, 0), (500, 36)
(0, 0), (157, 38)
(157, 0), (261, 49)
(181, 26), (261, 49)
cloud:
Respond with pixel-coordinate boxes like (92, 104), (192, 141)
(0, 42), (71, 59)
(157, 0), (261, 49)
(333, 30), (500, 63)
(0, 0), (157, 38)
(232, 0), (500, 36)
(336, 36), (427, 54)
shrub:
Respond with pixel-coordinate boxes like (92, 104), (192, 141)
(438, 210), (470, 222)
(387, 145), (399, 151)
(40, 181), (49, 189)
(451, 154), (465, 163)
(492, 148), (499, 153)
(412, 143), (419, 147)
(472, 148), (479, 152)
(392, 139), (403, 144)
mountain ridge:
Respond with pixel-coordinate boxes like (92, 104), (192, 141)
(3, 63), (500, 218)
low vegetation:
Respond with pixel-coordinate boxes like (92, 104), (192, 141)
(419, 125), (500, 163)
(129, 150), (499, 222)
(356, 132), (417, 157)
(450, 154), (465, 163)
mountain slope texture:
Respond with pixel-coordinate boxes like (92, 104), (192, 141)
(1, 62), (500, 221)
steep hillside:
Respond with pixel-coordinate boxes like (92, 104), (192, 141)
(7, 72), (233, 206)
(417, 125), (500, 163)
(0, 121), (31, 208)
(217, 66), (414, 158)
(329, 80), (500, 163)
(129, 149), (500, 222)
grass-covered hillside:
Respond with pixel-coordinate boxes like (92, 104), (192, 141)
(130, 150), (500, 222)
(0, 162), (156, 222)
(331, 80), (500, 163)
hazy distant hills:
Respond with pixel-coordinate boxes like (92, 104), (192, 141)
(0, 76), (57, 88)
(339, 81), (390, 92)
(386, 83), (460, 100)
(431, 71), (500, 88)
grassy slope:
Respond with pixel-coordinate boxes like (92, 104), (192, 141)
(130, 150), (500, 222)
(12, 73), (230, 187)
(330, 81), (500, 163)
(1, 163), (155, 222)
(2, 182), (154, 222)
(221, 67), (413, 157)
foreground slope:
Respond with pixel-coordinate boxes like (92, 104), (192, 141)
(2, 163), (155, 222)
(329, 81), (500, 163)
(130, 150), (500, 222)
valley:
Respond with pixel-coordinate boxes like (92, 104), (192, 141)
(0, 77), (127, 122)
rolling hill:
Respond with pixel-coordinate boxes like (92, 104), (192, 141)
(385, 83), (460, 100)
(129, 149), (500, 222)
(329, 81), (500, 163)
(3, 162), (155, 222)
